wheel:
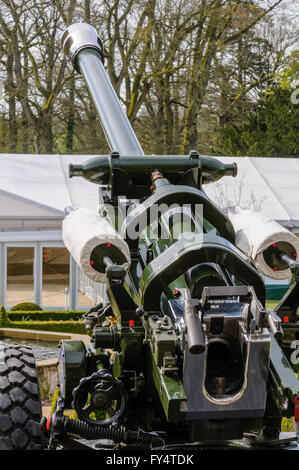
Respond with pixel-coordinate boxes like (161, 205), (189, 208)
(0, 342), (43, 450)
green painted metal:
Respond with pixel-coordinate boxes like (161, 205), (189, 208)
(143, 316), (188, 421)
(268, 334), (299, 418)
(147, 316), (178, 367)
(139, 233), (266, 310)
(146, 342), (187, 422)
(58, 150), (299, 445)
(55, 24), (299, 448)
(57, 339), (87, 408)
(122, 179), (236, 244)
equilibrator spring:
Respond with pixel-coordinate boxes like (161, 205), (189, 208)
(63, 417), (127, 441)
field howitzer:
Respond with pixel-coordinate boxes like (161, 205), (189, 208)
(43, 23), (299, 450)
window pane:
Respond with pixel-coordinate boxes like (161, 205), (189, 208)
(6, 247), (34, 306)
(42, 247), (70, 307)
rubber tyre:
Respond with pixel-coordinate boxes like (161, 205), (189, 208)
(0, 342), (43, 450)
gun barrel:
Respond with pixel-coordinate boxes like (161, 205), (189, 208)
(61, 23), (144, 156)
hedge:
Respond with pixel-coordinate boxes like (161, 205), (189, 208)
(0, 304), (86, 335)
(8, 311), (84, 322)
(10, 302), (42, 311)
(0, 305), (10, 327)
(6, 320), (86, 334)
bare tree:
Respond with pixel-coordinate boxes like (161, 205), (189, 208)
(0, 0), (76, 153)
(0, 0), (295, 156)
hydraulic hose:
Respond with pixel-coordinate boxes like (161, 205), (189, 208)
(62, 416), (155, 445)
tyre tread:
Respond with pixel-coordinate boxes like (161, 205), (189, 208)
(0, 343), (43, 449)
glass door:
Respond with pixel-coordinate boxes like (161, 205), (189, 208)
(6, 246), (35, 307)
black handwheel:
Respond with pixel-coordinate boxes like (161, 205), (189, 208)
(72, 370), (126, 426)
(0, 342), (43, 450)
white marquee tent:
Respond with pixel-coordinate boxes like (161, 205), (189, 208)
(0, 154), (99, 231)
(0, 154), (100, 310)
(0, 154), (298, 232)
(0, 153), (298, 310)
(204, 156), (299, 233)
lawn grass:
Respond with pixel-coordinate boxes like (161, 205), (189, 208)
(266, 300), (278, 309)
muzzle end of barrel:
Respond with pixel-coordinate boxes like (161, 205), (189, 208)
(61, 23), (104, 71)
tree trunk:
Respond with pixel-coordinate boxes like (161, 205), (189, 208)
(66, 72), (75, 153)
(181, 2), (221, 154)
(20, 49), (30, 153)
(6, 51), (17, 153)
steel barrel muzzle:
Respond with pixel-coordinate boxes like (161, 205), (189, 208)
(61, 23), (144, 156)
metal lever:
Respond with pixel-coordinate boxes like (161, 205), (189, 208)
(267, 310), (283, 341)
(182, 289), (206, 354)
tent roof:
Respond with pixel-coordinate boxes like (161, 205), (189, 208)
(0, 154), (298, 232)
(0, 154), (99, 218)
(203, 156), (299, 232)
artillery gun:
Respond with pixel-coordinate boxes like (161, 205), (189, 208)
(1, 23), (298, 451)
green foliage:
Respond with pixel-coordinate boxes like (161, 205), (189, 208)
(281, 417), (293, 432)
(0, 305), (10, 327)
(50, 387), (105, 421)
(8, 311), (83, 321)
(0, 306), (86, 334)
(10, 302), (43, 312)
(39, 376), (52, 401)
(89, 409), (107, 422)
(217, 87), (299, 157)
(277, 50), (299, 91)
(217, 51), (299, 157)
(0, 0), (294, 157)
(51, 386), (60, 414)
(293, 362), (299, 375)
(265, 301), (278, 309)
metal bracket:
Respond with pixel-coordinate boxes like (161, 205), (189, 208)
(106, 264), (127, 284)
(161, 353), (179, 375)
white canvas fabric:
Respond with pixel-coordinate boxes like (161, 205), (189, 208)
(228, 208), (299, 280)
(0, 154), (298, 233)
(0, 154), (99, 217)
(203, 156), (299, 232)
(62, 207), (131, 282)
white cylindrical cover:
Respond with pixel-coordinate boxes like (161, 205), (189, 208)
(62, 207), (131, 282)
(228, 208), (299, 280)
